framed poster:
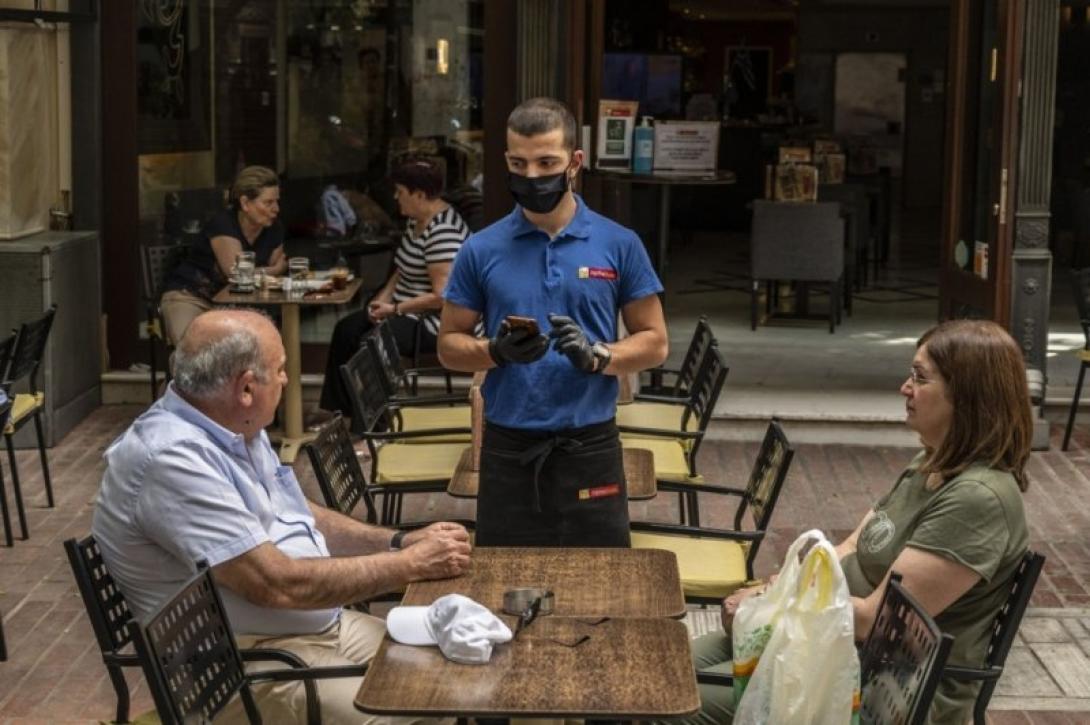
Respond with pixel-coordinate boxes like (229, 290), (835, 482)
(724, 46), (772, 118)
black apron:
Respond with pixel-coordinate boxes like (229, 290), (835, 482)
(475, 418), (630, 547)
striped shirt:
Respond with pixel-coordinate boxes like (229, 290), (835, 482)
(392, 205), (470, 335)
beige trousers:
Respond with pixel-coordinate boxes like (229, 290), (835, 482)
(160, 289), (213, 345)
(219, 610), (449, 725)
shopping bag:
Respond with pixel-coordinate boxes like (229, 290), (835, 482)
(731, 529), (821, 705)
(734, 534), (861, 725)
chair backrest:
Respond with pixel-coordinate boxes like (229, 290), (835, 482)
(1070, 269), (1090, 349)
(2, 305), (56, 393)
(674, 316), (717, 397)
(129, 566), (260, 725)
(859, 573), (955, 725)
(980, 550), (1045, 671)
(141, 243), (188, 302)
(339, 339), (391, 436)
(750, 200), (844, 281)
(682, 345), (729, 436)
(63, 535), (136, 659)
(373, 322), (407, 395)
(738, 419), (794, 535)
(305, 414), (378, 523)
(0, 331), (16, 384)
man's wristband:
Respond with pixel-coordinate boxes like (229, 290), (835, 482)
(393, 302), (401, 316)
(389, 530), (406, 550)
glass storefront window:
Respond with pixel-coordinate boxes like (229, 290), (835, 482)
(136, 0), (485, 345)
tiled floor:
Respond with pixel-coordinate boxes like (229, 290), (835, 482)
(4, 405), (1090, 722)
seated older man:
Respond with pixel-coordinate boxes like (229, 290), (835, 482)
(93, 308), (469, 725)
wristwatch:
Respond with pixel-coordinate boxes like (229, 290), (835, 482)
(590, 342), (612, 374)
(389, 530), (406, 550)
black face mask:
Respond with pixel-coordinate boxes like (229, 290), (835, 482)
(507, 168), (570, 214)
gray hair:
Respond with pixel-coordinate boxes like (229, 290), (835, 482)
(172, 322), (269, 400)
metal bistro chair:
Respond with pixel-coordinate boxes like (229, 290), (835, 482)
(858, 572), (955, 725)
(620, 346), (729, 526)
(305, 413), (379, 524)
(375, 319), (454, 397)
(944, 550), (1045, 725)
(0, 351), (18, 547)
(140, 243), (189, 400)
(1063, 268), (1090, 450)
(340, 339), (467, 525)
(629, 420), (794, 603)
(750, 200), (845, 334)
(638, 315), (716, 399)
(3, 305), (58, 539)
(64, 535), (143, 723)
(129, 565), (366, 725)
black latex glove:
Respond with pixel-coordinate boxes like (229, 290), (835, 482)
(488, 320), (549, 366)
(548, 314), (596, 372)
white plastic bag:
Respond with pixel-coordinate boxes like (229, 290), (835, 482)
(731, 529), (817, 704)
(734, 531), (860, 725)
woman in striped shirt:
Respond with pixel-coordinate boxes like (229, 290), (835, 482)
(320, 158), (471, 418)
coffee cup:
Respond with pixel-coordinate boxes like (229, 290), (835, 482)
(330, 267), (349, 290)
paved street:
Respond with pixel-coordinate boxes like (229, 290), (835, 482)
(3, 405), (1090, 722)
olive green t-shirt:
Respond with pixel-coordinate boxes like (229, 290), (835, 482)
(841, 452), (1028, 725)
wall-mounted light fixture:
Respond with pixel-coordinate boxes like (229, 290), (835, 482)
(436, 38), (450, 74)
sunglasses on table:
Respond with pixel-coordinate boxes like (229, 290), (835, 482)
(512, 596), (594, 648)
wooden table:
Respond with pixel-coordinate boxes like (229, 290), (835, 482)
(447, 446), (657, 500)
(213, 278), (362, 462)
(355, 618), (699, 719)
(396, 546), (686, 618)
(355, 547), (697, 719)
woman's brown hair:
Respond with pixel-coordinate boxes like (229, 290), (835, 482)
(918, 319), (1033, 491)
(230, 165), (279, 206)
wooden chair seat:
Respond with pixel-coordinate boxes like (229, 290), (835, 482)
(630, 530), (748, 599)
(399, 406), (472, 443)
(622, 438), (700, 483)
(375, 442), (466, 483)
(4, 392), (43, 433)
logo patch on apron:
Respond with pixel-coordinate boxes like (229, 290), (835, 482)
(578, 483), (621, 500)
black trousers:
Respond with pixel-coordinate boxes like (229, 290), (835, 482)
(475, 418), (630, 548)
(319, 308), (436, 416)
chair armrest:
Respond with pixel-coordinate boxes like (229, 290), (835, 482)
(391, 396), (469, 409)
(366, 426), (471, 441)
(240, 647), (309, 669)
(630, 520), (765, 542)
(619, 425), (703, 440)
(943, 665), (1002, 682)
(630, 394), (689, 405)
(695, 670), (733, 687)
(404, 366), (451, 378)
(657, 481), (747, 498)
(249, 663), (369, 683)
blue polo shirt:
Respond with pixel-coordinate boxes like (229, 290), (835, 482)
(444, 195), (662, 431)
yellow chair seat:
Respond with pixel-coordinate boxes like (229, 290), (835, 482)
(1078, 349), (1090, 363)
(622, 437), (698, 483)
(374, 442), (466, 484)
(398, 406), (472, 444)
(4, 392), (43, 434)
(631, 530), (748, 600)
(616, 401), (697, 433)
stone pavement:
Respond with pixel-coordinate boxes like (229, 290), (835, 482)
(4, 405), (1090, 722)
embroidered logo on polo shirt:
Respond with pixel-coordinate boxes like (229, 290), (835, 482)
(577, 266), (618, 280)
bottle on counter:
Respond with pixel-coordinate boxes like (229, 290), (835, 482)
(632, 116), (654, 174)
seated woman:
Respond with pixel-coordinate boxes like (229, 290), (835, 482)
(320, 158), (471, 417)
(669, 319), (1032, 725)
(160, 165), (287, 344)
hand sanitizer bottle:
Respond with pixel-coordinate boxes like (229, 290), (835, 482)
(633, 116), (654, 174)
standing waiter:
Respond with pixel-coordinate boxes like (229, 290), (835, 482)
(438, 97), (667, 547)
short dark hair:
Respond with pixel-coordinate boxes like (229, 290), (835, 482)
(389, 157), (444, 199)
(507, 97), (577, 152)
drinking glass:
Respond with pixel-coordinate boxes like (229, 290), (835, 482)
(288, 257), (310, 298)
(234, 251), (256, 293)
